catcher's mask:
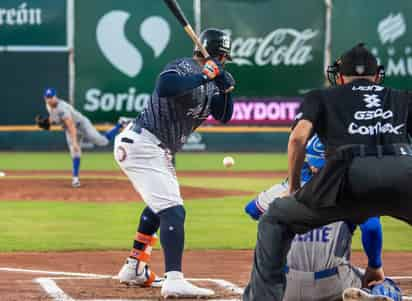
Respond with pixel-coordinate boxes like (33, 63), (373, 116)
(327, 43), (385, 86)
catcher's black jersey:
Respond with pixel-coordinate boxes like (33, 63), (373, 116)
(296, 79), (412, 150)
(138, 57), (219, 153)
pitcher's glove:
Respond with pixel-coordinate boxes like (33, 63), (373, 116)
(35, 115), (51, 130)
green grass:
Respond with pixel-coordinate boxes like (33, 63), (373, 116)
(0, 198), (257, 252)
(0, 152), (288, 171)
(180, 177), (280, 193)
(0, 152), (411, 252)
(1, 199), (411, 252)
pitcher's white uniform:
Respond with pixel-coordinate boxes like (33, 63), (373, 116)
(47, 99), (110, 157)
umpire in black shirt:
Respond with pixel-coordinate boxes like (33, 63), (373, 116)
(243, 43), (412, 301)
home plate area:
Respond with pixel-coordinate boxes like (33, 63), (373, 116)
(35, 272), (243, 301)
(9, 269), (412, 301)
(2, 251), (412, 300)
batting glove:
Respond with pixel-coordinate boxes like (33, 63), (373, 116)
(202, 58), (223, 80)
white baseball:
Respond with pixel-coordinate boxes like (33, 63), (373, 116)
(0, 171), (5, 177)
(223, 156), (235, 168)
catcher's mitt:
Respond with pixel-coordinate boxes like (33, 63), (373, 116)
(35, 115), (51, 130)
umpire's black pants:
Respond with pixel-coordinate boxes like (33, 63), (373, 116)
(243, 155), (412, 301)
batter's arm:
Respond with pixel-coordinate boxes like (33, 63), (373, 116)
(157, 71), (207, 98)
(63, 117), (80, 153)
(288, 120), (313, 194)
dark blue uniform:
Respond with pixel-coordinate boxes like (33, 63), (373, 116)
(138, 57), (232, 153)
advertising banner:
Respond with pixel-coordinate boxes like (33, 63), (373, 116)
(331, 0), (412, 90)
(201, 0), (326, 97)
(0, 51), (69, 125)
(0, 0), (67, 46)
(75, 0), (195, 123)
(206, 98), (301, 126)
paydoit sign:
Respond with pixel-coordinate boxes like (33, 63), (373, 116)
(202, 0), (326, 97)
(75, 0), (194, 123)
(331, 0), (412, 90)
(206, 98), (301, 126)
(0, 0), (66, 46)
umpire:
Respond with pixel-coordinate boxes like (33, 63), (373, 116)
(243, 43), (412, 301)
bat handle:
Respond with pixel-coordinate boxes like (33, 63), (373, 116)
(184, 25), (210, 58)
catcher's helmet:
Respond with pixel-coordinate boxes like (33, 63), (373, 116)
(327, 43), (385, 86)
(195, 28), (232, 60)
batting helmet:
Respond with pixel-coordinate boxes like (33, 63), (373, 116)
(195, 28), (232, 60)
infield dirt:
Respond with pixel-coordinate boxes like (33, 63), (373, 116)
(0, 170), (411, 300)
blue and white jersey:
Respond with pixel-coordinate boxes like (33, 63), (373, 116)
(138, 57), (220, 153)
(300, 134), (326, 183)
(47, 99), (88, 131)
(287, 221), (354, 272)
(305, 134), (326, 169)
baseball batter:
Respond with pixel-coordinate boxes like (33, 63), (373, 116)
(245, 135), (402, 301)
(114, 28), (234, 298)
(37, 88), (123, 187)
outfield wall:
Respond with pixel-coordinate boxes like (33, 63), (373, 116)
(1, 0), (411, 151)
(0, 127), (290, 152)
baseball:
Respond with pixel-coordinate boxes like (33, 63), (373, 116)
(0, 171), (5, 177)
(223, 156), (235, 168)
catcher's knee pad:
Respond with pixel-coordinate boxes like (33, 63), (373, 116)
(130, 233), (158, 263)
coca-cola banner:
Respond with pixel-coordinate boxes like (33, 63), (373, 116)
(331, 0), (412, 91)
(202, 0), (326, 97)
(206, 98), (302, 126)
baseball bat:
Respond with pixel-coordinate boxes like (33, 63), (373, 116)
(163, 0), (234, 93)
(163, 0), (209, 58)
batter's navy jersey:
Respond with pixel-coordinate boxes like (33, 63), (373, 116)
(138, 57), (220, 153)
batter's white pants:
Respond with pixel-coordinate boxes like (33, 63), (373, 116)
(114, 126), (183, 213)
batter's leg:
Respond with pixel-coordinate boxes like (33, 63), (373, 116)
(114, 129), (214, 297)
(118, 206), (162, 287)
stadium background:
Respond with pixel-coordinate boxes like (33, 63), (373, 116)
(1, 1), (412, 300)
(1, 0), (411, 151)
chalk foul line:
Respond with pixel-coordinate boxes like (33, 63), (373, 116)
(2, 267), (412, 301)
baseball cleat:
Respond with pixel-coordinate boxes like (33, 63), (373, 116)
(118, 257), (162, 287)
(161, 271), (214, 298)
(72, 177), (81, 188)
(343, 288), (394, 301)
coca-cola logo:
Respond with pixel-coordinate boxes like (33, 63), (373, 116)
(230, 28), (318, 66)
